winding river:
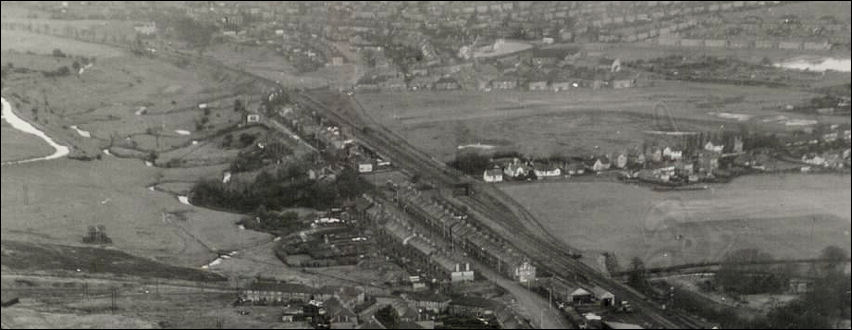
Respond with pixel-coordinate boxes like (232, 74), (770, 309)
(1, 97), (70, 165)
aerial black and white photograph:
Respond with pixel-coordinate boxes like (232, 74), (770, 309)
(1, 1), (850, 329)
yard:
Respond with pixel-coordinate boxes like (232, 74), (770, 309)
(500, 173), (851, 269)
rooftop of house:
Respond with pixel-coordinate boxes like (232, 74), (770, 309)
(450, 295), (496, 308)
(591, 286), (614, 298)
(247, 280), (315, 294)
(409, 290), (452, 303)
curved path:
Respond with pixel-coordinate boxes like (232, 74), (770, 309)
(1, 97), (70, 165)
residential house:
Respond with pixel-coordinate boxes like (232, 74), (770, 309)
(356, 157), (374, 173)
(801, 153), (826, 166)
(490, 73), (519, 90)
(483, 167), (503, 183)
(528, 79), (549, 91)
(408, 75), (437, 91)
(647, 147), (663, 163)
(514, 260), (536, 283)
(662, 147), (683, 161)
(241, 280), (332, 304)
(334, 287), (366, 311)
(565, 162), (586, 175)
(503, 158), (529, 179)
(612, 77), (635, 89)
(698, 151), (719, 175)
(434, 76), (460, 91)
(533, 161), (562, 178)
(615, 153), (628, 169)
(635, 152), (646, 166)
(703, 141), (724, 153)
(133, 22), (157, 35)
(450, 263), (475, 283)
(448, 296), (496, 316)
(591, 157), (611, 172)
(323, 297), (358, 329)
(407, 291), (451, 313)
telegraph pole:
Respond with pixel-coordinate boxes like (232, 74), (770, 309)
(110, 287), (117, 313)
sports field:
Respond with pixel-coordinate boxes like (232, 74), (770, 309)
(501, 174), (851, 268)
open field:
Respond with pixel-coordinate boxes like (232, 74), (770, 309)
(1, 30), (124, 58)
(1, 125), (53, 163)
(501, 174), (852, 269)
(0, 272), (298, 329)
(356, 82), (844, 161)
(2, 140), (269, 272)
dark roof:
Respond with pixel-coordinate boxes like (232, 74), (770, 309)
(324, 296), (358, 320)
(450, 296), (495, 308)
(248, 281), (315, 294)
(410, 291), (451, 303)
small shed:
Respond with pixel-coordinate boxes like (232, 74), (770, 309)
(570, 287), (593, 304)
(591, 286), (615, 306)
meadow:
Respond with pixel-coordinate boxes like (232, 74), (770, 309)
(500, 174), (851, 269)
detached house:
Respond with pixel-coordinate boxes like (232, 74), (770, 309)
(591, 157), (611, 172)
(503, 158), (529, 179)
(532, 161), (561, 178)
(483, 167), (504, 182)
(615, 153), (629, 169)
(434, 76), (461, 91)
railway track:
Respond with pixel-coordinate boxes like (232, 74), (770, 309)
(194, 52), (689, 328)
(293, 91), (687, 329)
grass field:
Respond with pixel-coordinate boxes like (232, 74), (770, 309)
(1, 30), (124, 58)
(500, 174), (851, 269)
(1, 139), (270, 270)
(1, 125), (54, 163)
(356, 81), (842, 161)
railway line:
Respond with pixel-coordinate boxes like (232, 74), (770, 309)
(186, 45), (694, 328)
(292, 90), (690, 329)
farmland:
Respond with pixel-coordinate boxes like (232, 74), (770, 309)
(500, 174), (851, 269)
(355, 81), (843, 161)
(1, 123), (53, 163)
(1, 24), (274, 272)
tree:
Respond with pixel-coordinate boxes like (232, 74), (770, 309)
(627, 257), (647, 289)
(820, 245), (848, 274)
(234, 99), (244, 113)
(716, 248), (786, 294)
(375, 305), (400, 329)
(52, 48), (66, 57)
(72, 61), (81, 72)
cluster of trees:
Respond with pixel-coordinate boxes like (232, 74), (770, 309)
(375, 305), (400, 329)
(660, 246), (851, 329)
(42, 65), (71, 78)
(229, 141), (293, 173)
(448, 152), (491, 176)
(238, 208), (300, 234)
(190, 164), (368, 214)
(221, 132), (257, 150)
